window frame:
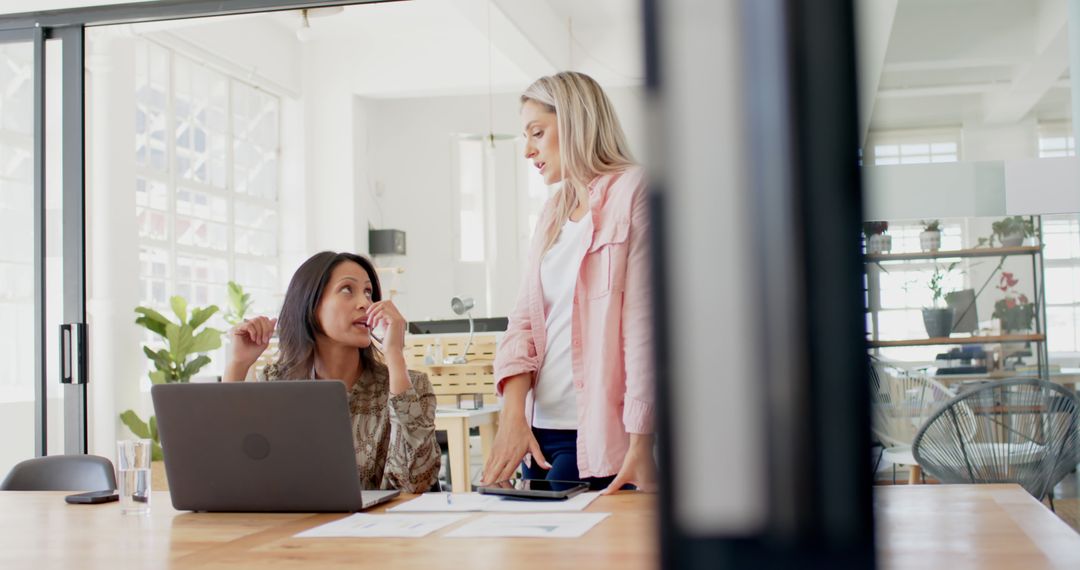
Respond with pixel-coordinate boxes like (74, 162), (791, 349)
(134, 38), (283, 373)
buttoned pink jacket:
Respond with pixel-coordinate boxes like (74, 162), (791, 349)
(493, 166), (654, 478)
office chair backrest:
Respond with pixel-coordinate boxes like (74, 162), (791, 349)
(913, 378), (1080, 500)
(0, 455), (117, 491)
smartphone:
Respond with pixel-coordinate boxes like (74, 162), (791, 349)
(476, 479), (589, 500)
(64, 490), (119, 504)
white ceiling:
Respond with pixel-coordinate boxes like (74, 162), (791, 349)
(866, 0), (1073, 131)
(253, 0), (645, 98)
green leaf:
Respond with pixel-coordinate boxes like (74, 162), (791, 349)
(149, 370), (168, 384)
(149, 416), (159, 442)
(181, 355), (212, 380)
(228, 281), (243, 305)
(143, 346), (172, 372)
(134, 306), (172, 338)
(165, 323), (184, 361)
(177, 325), (197, 359)
(151, 442), (164, 462)
(170, 296), (188, 326)
(189, 327), (223, 354)
(119, 410), (151, 439)
(189, 305), (219, 330)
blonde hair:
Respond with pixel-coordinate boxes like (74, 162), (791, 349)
(521, 71), (635, 253)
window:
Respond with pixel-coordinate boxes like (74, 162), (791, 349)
(1038, 122), (1075, 158)
(1042, 214), (1080, 353)
(867, 130), (960, 165)
(134, 40), (281, 372)
(457, 138), (485, 262)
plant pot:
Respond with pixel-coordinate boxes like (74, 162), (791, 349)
(998, 304), (1035, 333)
(919, 230), (941, 252)
(867, 234), (892, 254)
(922, 307), (955, 338)
(1000, 231), (1024, 247)
(151, 460), (169, 491)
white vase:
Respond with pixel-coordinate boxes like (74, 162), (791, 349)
(867, 234), (892, 254)
(919, 230), (941, 252)
(1001, 231), (1024, 247)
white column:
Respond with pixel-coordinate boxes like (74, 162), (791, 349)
(85, 32), (143, 463)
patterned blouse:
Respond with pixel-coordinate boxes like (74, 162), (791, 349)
(261, 361), (441, 493)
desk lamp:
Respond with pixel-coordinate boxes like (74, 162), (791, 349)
(446, 296), (475, 364)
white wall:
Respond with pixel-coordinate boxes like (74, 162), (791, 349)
(360, 86), (647, 321)
(961, 120), (1040, 162)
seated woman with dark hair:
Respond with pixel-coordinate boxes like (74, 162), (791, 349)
(223, 251), (440, 493)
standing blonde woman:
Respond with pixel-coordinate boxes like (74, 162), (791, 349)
(480, 72), (655, 494)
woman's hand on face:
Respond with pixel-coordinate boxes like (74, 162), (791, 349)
(601, 434), (658, 495)
(365, 300), (406, 351)
(480, 416), (550, 485)
(230, 316), (276, 369)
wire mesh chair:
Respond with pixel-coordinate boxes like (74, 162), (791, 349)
(869, 358), (969, 483)
(912, 378), (1080, 502)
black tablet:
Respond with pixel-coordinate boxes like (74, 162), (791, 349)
(476, 479), (589, 500)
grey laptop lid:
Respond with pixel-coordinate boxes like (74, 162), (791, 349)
(152, 381), (398, 512)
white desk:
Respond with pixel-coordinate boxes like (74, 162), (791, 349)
(434, 404), (501, 492)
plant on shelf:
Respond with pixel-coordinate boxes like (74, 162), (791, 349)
(120, 296), (223, 460)
(922, 262), (959, 338)
(863, 220), (891, 254)
(920, 219), (942, 252)
(222, 281), (253, 326)
(977, 216), (1037, 248)
(991, 271), (1036, 333)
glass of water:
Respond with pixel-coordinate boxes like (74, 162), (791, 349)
(116, 439), (152, 515)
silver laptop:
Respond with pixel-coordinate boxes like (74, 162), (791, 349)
(152, 381), (400, 512)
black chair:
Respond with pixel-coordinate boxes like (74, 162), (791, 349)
(912, 378), (1080, 502)
(1, 455), (117, 491)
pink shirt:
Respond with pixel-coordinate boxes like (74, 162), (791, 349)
(494, 166), (654, 478)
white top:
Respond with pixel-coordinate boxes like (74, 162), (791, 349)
(533, 214), (592, 429)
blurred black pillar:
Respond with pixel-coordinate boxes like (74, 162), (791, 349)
(647, 0), (874, 567)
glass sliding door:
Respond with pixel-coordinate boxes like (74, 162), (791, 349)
(0, 25), (90, 478)
(0, 33), (39, 476)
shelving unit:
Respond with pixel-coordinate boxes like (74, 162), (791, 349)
(864, 221), (1049, 381)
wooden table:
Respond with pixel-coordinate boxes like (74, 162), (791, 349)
(4, 484), (1078, 569)
(930, 368), (1080, 388)
(0, 491), (656, 570)
(876, 484), (1080, 570)
(435, 404), (500, 492)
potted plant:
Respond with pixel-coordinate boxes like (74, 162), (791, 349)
(120, 296), (222, 490)
(920, 219), (942, 252)
(922, 263), (958, 338)
(863, 221), (891, 254)
(979, 216), (1037, 248)
(222, 281), (253, 326)
(992, 271), (1036, 333)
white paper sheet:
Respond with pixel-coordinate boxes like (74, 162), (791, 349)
(444, 513), (611, 538)
(294, 513), (469, 538)
(387, 492), (601, 513)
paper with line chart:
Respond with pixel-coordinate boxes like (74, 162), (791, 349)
(295, 513), (470, 538)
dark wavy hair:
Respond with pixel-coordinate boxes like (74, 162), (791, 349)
(274, 251), (383, 380)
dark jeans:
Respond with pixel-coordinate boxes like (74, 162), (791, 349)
(521, 427), (618, 491)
